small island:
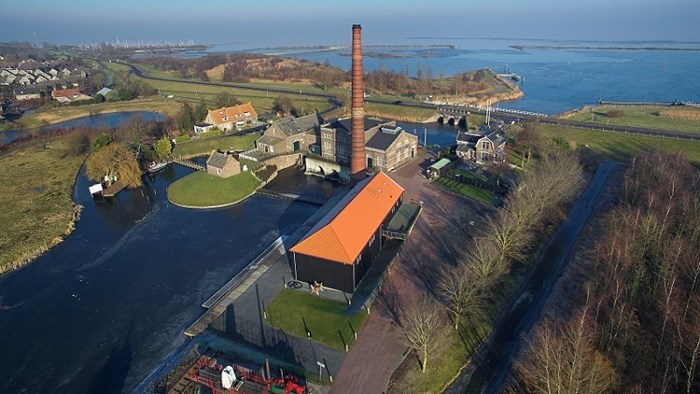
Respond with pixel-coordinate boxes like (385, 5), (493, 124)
(168, 170), (260, 208)
(168, 151), (261, 208)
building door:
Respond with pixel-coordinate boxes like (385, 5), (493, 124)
(367, 157), (373, 168)
(293, 141), (301, 151)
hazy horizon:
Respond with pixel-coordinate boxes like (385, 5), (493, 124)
(1, 0), (698, 47)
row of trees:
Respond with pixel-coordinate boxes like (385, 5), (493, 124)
(515, 152), (700, 393)
(140, 53), (495, 99)
(399, 148), (585, 374)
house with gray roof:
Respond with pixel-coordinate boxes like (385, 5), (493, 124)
(255, 113), (323, 155)
(206, 151), (241, 178)
(365, 124), (418, 172)
(14, 87), (42, 100)
(456, 127), (507, 164)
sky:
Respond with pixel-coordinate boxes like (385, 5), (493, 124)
(2, 0), (698, 47)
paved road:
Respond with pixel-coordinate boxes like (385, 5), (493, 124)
(444, 161), (619, 394)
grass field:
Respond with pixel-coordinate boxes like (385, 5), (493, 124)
(265, 288), (368, 351)
(0, 97), (180, 131)
(535, 123), (700, 165)
(106, 62), (334, 114)
(167, 170), (260, 207)
(562, 105), (700, 134)
(0, 139), (85, 273)
(365, 102), (437, 122)
(388, 323), (490, 393)
(434, 177), (496, 205)
(172, 133), (259, 158)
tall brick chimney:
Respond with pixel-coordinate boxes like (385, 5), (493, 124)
(350, 24), (366, 178)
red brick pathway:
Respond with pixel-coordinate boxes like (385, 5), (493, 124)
(330, 153), (491, 393)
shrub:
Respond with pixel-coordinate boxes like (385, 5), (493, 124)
(605, 109), (625, 118)
(199, 130), (224, 139)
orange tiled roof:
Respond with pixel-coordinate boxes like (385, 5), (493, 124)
(290, 172), (404, 265)
(51, 88), (81, 99)
(207, 103), (257, 125)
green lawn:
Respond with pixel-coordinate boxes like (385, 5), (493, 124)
(172, 133), (260, 158)
(265, 288), (368, 351)
(563, 105), (700, 134)
(365, 102), (437, 122)
(535, 123), (700, 165)
(388, 323), (491, 394)
(435, 177), (495, 205)
(105, 62), (334, 113)
(0, 139), (85, 273)
(167, 170), (260, 207)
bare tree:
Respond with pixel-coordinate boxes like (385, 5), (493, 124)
(438, 264), (488, 330)
(465, 238), (509, 286)
(399, 296), (448, 373)
(516, 311), (617, 394)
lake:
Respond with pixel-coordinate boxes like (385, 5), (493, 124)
(255, 38), (700, 115)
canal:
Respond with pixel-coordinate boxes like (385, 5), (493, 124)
(0, 114), (461, 393)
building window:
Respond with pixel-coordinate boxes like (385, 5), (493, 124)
(481, 152), (489, 161)
(482, 141), (489, 149)
(357, 254), (362, 264)
(368, 233), (376, 247)
(324, 141), (332, 150)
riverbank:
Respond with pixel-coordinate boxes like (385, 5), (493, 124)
(0, 138), (86, 275)
(0, 97), (179, 132)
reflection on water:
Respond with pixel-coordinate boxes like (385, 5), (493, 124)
(3, 111), (165, 145)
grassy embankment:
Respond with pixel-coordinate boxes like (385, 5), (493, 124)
(167, 171), (260, 208)
(536, 123), (700, 165)
(0, 97), (180, 132)
(265, 288), (368, 351)
(172, 133), (260, 158)
(562, 105), (700, 134)
(434, 169), (496, 205)
(105, 62), (334, 115)
(0, 139), (85, 274)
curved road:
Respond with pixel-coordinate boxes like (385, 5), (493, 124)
(444, 161), (619, 394)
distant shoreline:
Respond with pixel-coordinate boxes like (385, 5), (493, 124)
(510, 44), (700, 52)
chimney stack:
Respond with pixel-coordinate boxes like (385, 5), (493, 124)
(350, 24), (366, 178)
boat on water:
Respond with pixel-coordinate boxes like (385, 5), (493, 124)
(146, 161), (168, 173)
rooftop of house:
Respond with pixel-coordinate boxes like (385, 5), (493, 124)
(485, 129), (507, 146)
(51, 88), (83, 99)
(290, 171), (404, 265)
(274, 113), (323, 137)
(206, 151), (233, 169)
(365, 125), (409, 151)
(13, 87), (42, 95)
(207, 103), (257, 125)
(456, 130), (482, 144)
(96, 87), (114, 96)
(429, 158), (451, 170)
(324, 117), (383, 134)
